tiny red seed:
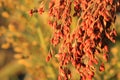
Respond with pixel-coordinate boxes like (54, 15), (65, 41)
(99, 63), (105, 72)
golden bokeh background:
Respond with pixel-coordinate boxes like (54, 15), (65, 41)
(0, 0), (120, 80)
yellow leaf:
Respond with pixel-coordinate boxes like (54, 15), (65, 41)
(6, 37), (14, 43)
(8, 24), (16, 32)
(1, 43), (10, 49)
(22, 42), (29, 47)
(14, 54), (23, 59)
(1, 11), (10, 18)
(18, 59), (31, 68)
(14, 47), (22, 52)
(32, 41), (38, 46)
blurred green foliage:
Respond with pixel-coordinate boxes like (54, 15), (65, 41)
(0, 0), (120, 80)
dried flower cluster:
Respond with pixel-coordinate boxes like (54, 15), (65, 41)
(30, 0), (120, 80)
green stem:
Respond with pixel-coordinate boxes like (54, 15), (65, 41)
(37, 27), (47, 54)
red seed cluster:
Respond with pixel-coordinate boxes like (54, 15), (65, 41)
(29, 7), (44, 16)
(30, 0), (120, 80)
(48, 0), (72, 46)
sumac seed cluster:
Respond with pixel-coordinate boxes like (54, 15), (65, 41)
(30, 0), (120, 80)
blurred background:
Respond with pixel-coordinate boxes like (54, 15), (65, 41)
(0, 0), (120, 80)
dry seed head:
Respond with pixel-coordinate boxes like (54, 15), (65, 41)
(30, 0), (120, 80)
